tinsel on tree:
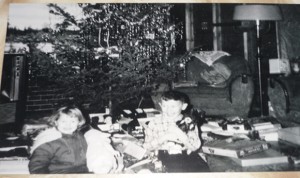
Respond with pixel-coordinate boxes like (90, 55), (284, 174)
(36, 3), (183, 111)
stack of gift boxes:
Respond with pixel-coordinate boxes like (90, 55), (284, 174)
(200, 116), (300, 166)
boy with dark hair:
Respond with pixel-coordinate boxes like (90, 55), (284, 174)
(143, 90), (209, 172)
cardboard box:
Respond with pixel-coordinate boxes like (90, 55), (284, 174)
(278, 127), (300, 145)
(269, 58), (291, 74)
(230, 149), (288, 167)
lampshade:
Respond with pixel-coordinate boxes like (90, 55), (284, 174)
(233, 5), (282, 21)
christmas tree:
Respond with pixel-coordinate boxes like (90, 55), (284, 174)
(34, 3), (183, 112)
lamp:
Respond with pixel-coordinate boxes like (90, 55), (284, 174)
(233, 5), (282, 116)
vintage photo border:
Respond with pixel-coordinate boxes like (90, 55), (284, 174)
(0, 0), (300, 177)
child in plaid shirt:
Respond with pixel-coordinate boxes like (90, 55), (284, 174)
(143, 90), (209, 172)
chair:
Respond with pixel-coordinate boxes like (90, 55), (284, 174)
(173, 54), (254, 118)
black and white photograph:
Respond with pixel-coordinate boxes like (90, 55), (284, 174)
(1, 2), (300, 176)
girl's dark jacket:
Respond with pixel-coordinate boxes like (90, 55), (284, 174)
(28, 128), (88, 174)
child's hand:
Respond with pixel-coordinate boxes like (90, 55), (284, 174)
(161, 126), (188, 144)
(113, 150), (122, 157)
(114, 152), (124, 173)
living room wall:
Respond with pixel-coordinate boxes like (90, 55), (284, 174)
(278, 5), (300, 60)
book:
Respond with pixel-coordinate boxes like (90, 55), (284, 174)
(201, 132), (232, 141)
(257, 126), (282, 134)
(112, 134), (146, 160)
(202, 139), (269, 158)
(0, 158), (29, 174)
(0, 147), (29, 160)
(0, 156), (28, 161)
(257, 127), (281, 141)
(259, 131), (279, 141)
(278, 127), (300, 145)
(0, 136), (29, 152)
(123, 141), (146, 160)
(200, 123), (223, 132)
(251, 122), (281, 131)
(229, 149), (288, 167)
(0, 145), (28, 152)
(225, 124), (250, 134)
